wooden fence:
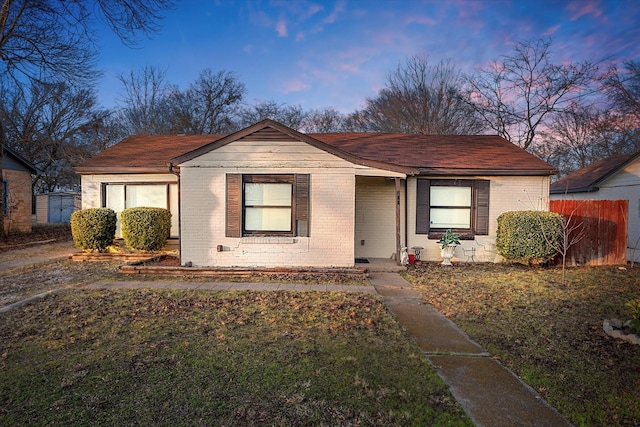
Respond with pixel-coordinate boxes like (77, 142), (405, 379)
(549, 199), (628, 266)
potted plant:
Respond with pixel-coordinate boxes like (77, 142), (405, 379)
(436, 229), (460, 265)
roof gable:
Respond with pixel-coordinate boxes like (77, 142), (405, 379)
(3, 147), (37, 174)
(550, 151), (640, 194)
(171, 120), (416, 174)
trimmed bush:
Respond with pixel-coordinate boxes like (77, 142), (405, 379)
(121, 207), (172, 252)
(496, 210), (563, 265)
(70, 208), (117, 252)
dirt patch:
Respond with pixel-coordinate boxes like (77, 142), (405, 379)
(0, 259), (121, 307)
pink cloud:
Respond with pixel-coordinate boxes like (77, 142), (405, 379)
(282, 79), (310, 93)
(338, 62), (359, 73)
(276, 19), (288, 37)
(566, 0), (604, 21)
(323, 0), (345, 24)
(543, 24), (561, 36)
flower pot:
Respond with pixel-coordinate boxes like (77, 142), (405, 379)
(440, 244), (457, 266)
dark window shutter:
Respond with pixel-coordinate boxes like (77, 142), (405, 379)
(416, 179), (430, 234)
(226, 174), (242, 237)
(295, 174), (310, 237)
(474, 180), (490, 235)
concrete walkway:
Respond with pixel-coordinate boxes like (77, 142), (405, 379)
(369, 271), (572, 427)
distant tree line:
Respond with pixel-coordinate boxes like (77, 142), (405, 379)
(1, 2), (638, 199)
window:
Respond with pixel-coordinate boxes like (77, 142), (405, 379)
(103, 183), (178, 237)
(244, 179), (293, 233)
(429, 185), (472, 228)
(226, 174), (309, 237)
(416, 179), (490, 238)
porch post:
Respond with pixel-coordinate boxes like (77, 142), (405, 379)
(395, 177), (401, 265)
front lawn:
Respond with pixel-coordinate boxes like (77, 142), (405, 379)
(0, 289), (471, 426)
(405, 263), (640, 427)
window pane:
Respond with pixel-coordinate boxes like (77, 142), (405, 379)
(245, 183), (291, 206)
(105, 184), (125, 212)
(430, 186), (471, 207)
(105, 185), (125, 237)
(430, 208), (471, 228)
(245, 207), (292, 231)
(126, 185), (166, 208)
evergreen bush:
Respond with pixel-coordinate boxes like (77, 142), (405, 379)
(70, 208), (117, 252)
(496, 210), (563, 265)
(121, 207), (171, 251)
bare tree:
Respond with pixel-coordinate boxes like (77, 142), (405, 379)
(237, 100), (307, 130)
(466, 38), (598, 151)
(301, 107), (346, 133)
(542, 200), (586, 285)
(116, 65), (173, 134)
(540, 103), (639, 178)
(538, 102), (605, 177)
(0, 0), (174, 231)
(1, 80), (108, 192)
(602, 60), (640, 123)
(348, 56), (485, 134)
(169, 69), (246, 135)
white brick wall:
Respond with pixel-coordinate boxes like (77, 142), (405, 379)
(179, 167), (355, 267)
(406, 176), (550, 263)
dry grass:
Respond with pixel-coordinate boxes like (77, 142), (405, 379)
(0, 289), (471, 426)
(405, 262), (640, 427)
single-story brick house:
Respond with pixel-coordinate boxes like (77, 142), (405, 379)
(76, 119), (556, 267)
(550, 151), (640, 262)
(3, 147), (37, 234)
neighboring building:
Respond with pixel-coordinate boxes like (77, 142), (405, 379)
(35, 192), (81, 224)
(76, 119), (556, 267)
(2, 147), (37, 234)
(550, 151), (640, 262)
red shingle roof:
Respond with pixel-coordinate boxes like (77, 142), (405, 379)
(550, 152), (640, 193)
(75, 134), (224, 173)
(75, 121), (556, 176)
(311, 133), (555, 175)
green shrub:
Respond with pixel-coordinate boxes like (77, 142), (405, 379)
(626, 298), (640, 335)
(121, 207), (171, 251)
(70, 208), (117, 252)
(496, 210), (563, 265)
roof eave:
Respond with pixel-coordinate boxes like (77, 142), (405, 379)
(74, 166), (171, 175)
(550, 186), (599, 195)
(416, 168), (557, 176)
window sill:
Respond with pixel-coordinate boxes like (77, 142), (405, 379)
(241, 236), (297, 244)
(428, 231), (475, 240)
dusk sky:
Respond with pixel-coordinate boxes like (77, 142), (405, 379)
(95, 0), (640, 114)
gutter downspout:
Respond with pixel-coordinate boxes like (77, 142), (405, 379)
(169, 163), (182, 266)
